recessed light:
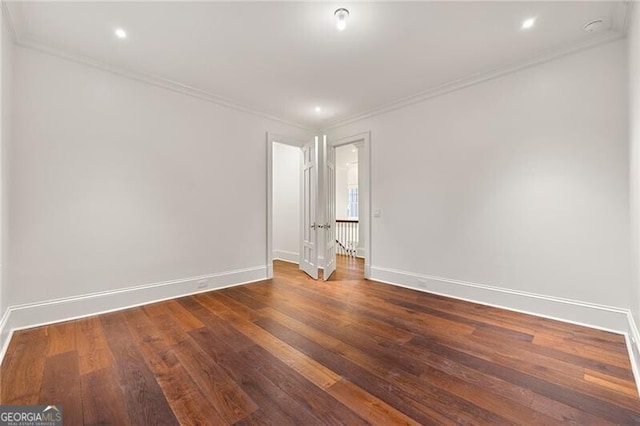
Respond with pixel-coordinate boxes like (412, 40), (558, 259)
(521, 18), (536, 30)
(114, 28), (127, 39)
(352, 149), (356, 153)
(315, 106), (322, 113)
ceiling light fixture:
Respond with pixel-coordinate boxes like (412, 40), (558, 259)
(315, 106), (322, 113)
(114, 28), (127, 39)
(521, 18), (536, 30)
(583, 19), (605, 32)
(335, 8), (349, 31)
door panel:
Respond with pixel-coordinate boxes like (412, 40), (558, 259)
(323, 136), (336, 280)
(300, 137), (319, 279)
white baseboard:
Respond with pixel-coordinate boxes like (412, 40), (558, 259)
(2, 262), (638, 394)
(370, 265), (640, 394)
(0, 266), (267, 365)
(273, 250), (299, 264)
(370, 266), (629, 333)
(625, 313), (640, 396)
(0, 307), (10, 364)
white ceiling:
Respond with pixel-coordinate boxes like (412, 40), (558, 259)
(4, 1), (629, 129)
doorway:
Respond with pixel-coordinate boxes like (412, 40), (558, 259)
(266, 131), (371, 280)
(334, 144), (359, 257)
(328, 132), (371, 279)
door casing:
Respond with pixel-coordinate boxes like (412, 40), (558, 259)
(266, 131), (371, 279)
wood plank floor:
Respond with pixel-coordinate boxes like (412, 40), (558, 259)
(2, 256), (640, 424)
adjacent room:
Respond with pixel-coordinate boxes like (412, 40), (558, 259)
(1, 1), (640, 424)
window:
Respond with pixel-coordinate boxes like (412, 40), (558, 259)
(348, 187), (358, 219)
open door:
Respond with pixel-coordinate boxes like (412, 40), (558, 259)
(323, 136), (337, 280)
(300, 137), (319, 279)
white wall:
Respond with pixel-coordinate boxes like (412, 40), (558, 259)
(0, 11), (13, 320)
(0, 12), (633, 342)
(7, 45), (311, 310)
(629, 3), (640, 333)
(272, 142), (300, 263)
(327, 41), (630, 319)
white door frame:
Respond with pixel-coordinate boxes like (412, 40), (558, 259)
(266, 131), (372, 280)
(328, 131), (372, 279)
(266, 132), (307, 279)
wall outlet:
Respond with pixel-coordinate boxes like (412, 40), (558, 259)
(196, 279), (209, 290)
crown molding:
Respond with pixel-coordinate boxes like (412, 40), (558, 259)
(16, 36), (316, 132)
(1, 0), (316, 133)
(324, 31), (624, 131)
(2, 0), (629, 134)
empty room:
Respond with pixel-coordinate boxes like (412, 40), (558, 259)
(1, 0), (640, 424)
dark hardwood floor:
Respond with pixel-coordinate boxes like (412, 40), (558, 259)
(1, 256), (639, 424)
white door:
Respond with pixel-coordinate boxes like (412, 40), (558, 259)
(323, 136), (337, 280)
(300, 137), (319, 279)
